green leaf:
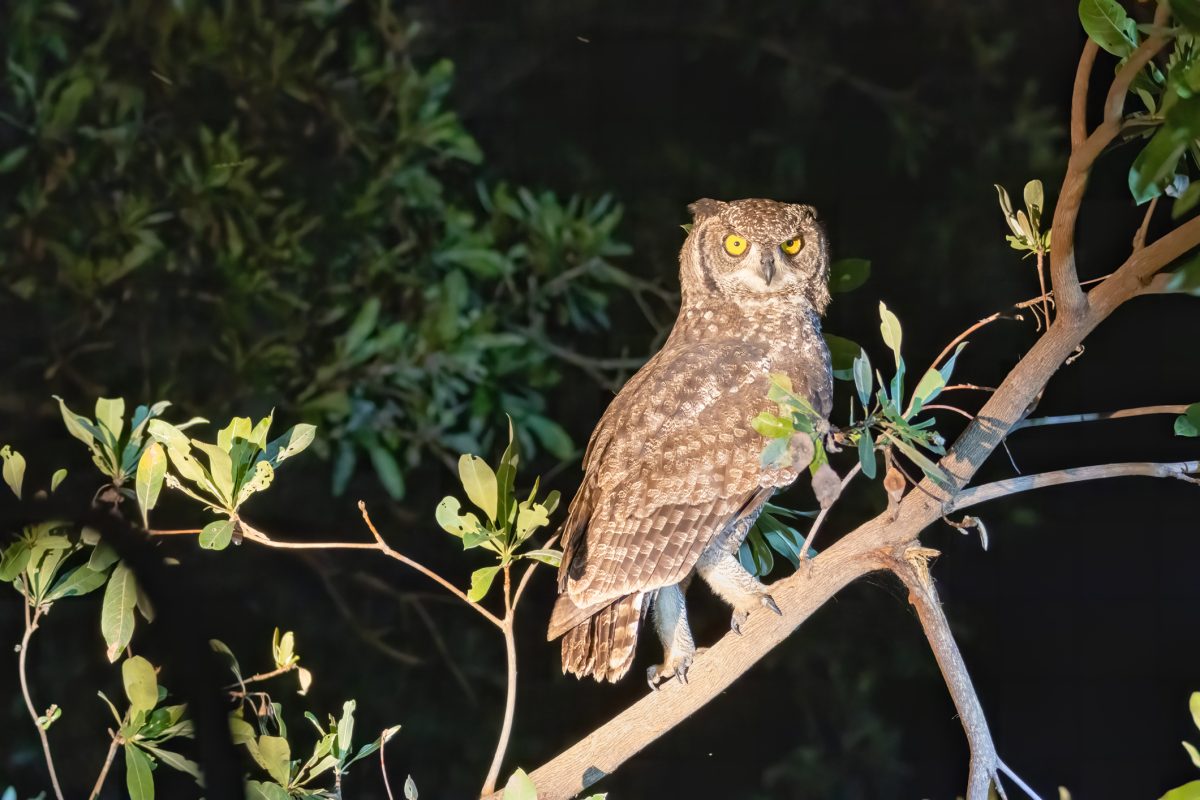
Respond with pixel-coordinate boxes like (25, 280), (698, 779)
(192, 442), (235, 506)
(522, 548), (562, 567)
(878, 302), (903, 367)
(1190, 691), (1200, 731)
(125, 744), (155, 800)
(909, 368), (946, 417)
(467, 566), (500, 602)
(858, 430), (877, 480)
(262, 424), (316, 466)
(337, 699), (356, 756)
(136, 443), (167, 528)
(503, 768), (539, 800)
(50, 468), (68, 493)
(89, 540), (121, 572)
(514, 500), (551, 542)
(1177, 414), (1200, 437)
(1160, 780), (1200, 800)
(435, 496), (484, 537)
(258, 735), (292, 785)
(1023, 179), (1044, 218)
(0, 446), (25, 500)
(1078, 0), (1137, 57)
(828, 258), (870, 293)
(102, 561), (138, 661)
(458, 455), (499, 522)
(525, 414), (574, 459)
(366, 442), (406, 500)
(751, 412), (794, 439)
(823, 333), (861, 381)
(236, 460), (275, 505)
(199, 519), (235, 551)
(1183, 740), (1200, 769)
(140, 745), (201, 781)
(245, 781), (291, 800)
(853, 349), (873, 408)
(44, 564), (108, 601)
(95, 397), (126, 443)
(346, 725), (400, 768)
(123, 655), (159, 716)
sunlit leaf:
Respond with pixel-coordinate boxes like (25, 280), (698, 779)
(459, 455), (499, 521)
(468, 566), (500, 602)
(102, 561), (138, 661)
(125, 745), (155, 800)
(136, 443), (167, 527)
(123, 655), (159, 717)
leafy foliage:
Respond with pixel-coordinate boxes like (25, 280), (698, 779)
(435, 419), (562, 601)
(0, 0), (651, 498)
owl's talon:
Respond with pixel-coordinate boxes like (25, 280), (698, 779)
(730, 610), (748, 635)
(647, 648), (695, 690)
(762, 594), (782, 616)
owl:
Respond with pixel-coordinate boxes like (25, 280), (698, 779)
(546, 197), (834, 686)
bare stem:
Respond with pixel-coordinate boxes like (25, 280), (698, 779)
(234, 506), (504, 629)
(481, 566), (520, 796)
(1013, 404), (1189, 431)
(19, 604), (65, 800)
(1133, 196), (1160, 251)
(949, 460), (1200, 513)
(88, 730), (123, 800)
(226, 663), (297, 695)
(381, 729), (397, 800)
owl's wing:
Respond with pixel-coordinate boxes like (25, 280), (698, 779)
(558, 338), (821, 609)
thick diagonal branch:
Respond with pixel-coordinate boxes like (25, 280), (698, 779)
(891, 550), (1006, 800)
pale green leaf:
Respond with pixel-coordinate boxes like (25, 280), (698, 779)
(136, 443), (167, 527)
(1160, 780), (1200, 800)
(95, 397), (126, 443)
(459, 455), (499, 521)
(199, 519), (234, 551)
(125, 744), (155, 800)
(258, 735), (292, 785)
(434, 496), (483, 537)
(102, 562), (138, 661)
(0, 446), (25, 500)
(503, 767), (539, 800)
(44, 564), (108, 601)
(1078, 0), (1137, 57)
(50, 468), (68, 492)
(123, 655), (159, 716)
(878, 302), (903, 367)
(467, 566), (500, 602)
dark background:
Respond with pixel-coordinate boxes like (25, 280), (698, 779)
(2, 1), (1198, 798)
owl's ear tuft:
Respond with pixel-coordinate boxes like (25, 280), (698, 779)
(687, 198), (726, 222)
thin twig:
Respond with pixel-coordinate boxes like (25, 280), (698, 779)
(19, 604), (65, 800)
(380, 729), (397, 800)
(88, 730), (122, 800)
(1012, 404), (1188, 431)
(233, 507), (504, 629)
(481, 566), (519, 796)
(949, 460), (1200, 513)
(942, 384), (998, 393)
(798, 462), (861, 561)
(1133, 196), (1160, 251)
(226, 664), (298, 696)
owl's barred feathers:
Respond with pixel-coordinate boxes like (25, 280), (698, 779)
(550, 198), (834, 681)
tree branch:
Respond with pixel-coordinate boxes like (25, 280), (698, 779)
(1070, 40), (1099, 151)
(949, 460), (1200, 513)
(1013, 404), (1189, 430)
(19, 604), (65, 800)
(891, 549), (1013, 800)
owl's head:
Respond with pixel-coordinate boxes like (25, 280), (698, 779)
(680, 198), (830, 313)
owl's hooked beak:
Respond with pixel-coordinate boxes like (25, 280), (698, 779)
(760, 252), (777, 286)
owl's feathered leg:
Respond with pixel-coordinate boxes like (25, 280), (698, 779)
(696, 545), (782, 634)
(646, 582), (696, 689)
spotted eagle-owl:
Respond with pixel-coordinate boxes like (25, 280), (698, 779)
(546, 197), (834, 685)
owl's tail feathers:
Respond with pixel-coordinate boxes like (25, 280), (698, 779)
(551, 592), (645, 682)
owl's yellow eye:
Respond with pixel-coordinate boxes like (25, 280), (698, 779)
(724, 234), (749, 256)
(780, 237), (804, 255)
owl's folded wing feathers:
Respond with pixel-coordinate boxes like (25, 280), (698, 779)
(556, 339), (813, 612)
